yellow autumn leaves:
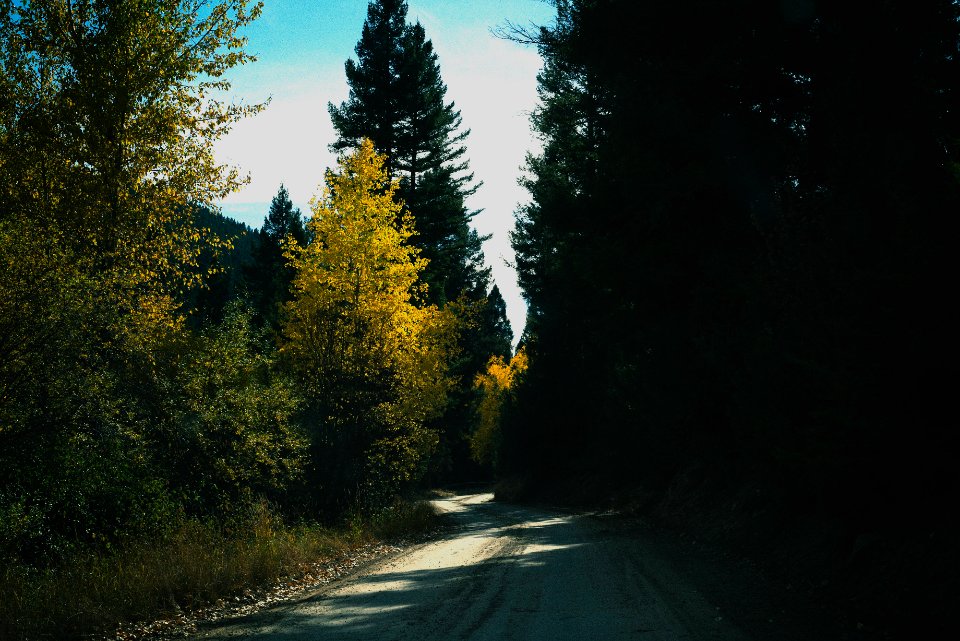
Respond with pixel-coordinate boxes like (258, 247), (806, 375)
(282, 140), (458, 496)
(470, 348), (528, 469)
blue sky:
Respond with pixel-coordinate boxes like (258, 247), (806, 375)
(215, 0), (556, 343)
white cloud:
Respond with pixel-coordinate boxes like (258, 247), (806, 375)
(432, 32), (542, 340)
(218, 92), (336, 210)
(217, 65), (348, 214)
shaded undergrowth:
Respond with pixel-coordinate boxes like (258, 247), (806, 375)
(0, 499), (441, 641)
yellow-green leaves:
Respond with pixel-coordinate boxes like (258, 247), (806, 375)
(0, 0), (264, 354)
(174, 303), (305, 505)
(0, 0), (276, 560)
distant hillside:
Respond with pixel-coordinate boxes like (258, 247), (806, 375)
(199, 205), (256, 272)
(185, 206), (258, 324)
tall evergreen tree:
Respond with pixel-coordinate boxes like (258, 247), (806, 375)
(328, 0), (406, 175)
(247, 184), (307, 331)
(328, 0), (488, 305)
(330, 0), (509, 481)
(505, 0), (959, 551)
(478, 285), (513, 363)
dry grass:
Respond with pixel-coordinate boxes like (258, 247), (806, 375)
(0, 499), (441, 641)
(367, 498), (442, 540)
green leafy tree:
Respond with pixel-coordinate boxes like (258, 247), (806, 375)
(151, 302), (306, 513)
(0, 0), (263, 332)
(0, 0), (264, 562)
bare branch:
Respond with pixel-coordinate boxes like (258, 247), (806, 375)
(490, 19), (546, 46)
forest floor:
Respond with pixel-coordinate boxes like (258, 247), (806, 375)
(185, 491), (800, 641)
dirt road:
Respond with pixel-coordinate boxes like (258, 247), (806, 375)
(195, 492), (750, 640)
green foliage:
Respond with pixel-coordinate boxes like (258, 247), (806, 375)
(0, 218), (168, 565)
(2, 6), (465, 636)
(329, 0), (408, 166)
(148, 302), (307, 513)
(475, 285), (513, 364)
(0, 0), (264, 340)
(365, 498), (443, 540)
(0, 0), (284, 566)
(187, 206), (257, 327)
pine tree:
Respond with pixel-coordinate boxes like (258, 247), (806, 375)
(328, 0), (407, 175)
(479, 285), (513, 361)
(328, 0), (489, 305)
(246, 185), (306, 331)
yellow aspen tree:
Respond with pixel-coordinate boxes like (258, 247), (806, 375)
(283, 140), (457, 505)
(470, 347), (528, 468)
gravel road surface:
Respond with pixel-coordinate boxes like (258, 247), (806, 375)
(195, 492), (750, 640)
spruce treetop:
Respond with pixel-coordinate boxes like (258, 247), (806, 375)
(327, 0), (488, 306)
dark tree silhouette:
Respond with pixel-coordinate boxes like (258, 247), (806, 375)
(478, 285), (513, 363)
(246, 185), (307, 332)
(328, 0), (488, 305)
(328, 0), (407, 174)
(504, 0), (959, 554)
